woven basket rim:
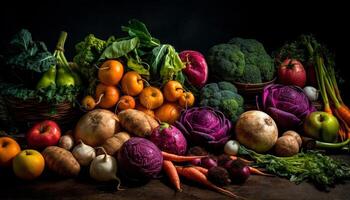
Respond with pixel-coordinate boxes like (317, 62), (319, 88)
(233, 77), (277, 87)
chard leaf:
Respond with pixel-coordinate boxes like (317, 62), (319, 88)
(99, 37), (139, 60)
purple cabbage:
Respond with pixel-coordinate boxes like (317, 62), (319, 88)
(262, 84), (316, 130)
(175, 107), (232, 150)
(117, 137), (163, 181)
(149, 123), (187, 155)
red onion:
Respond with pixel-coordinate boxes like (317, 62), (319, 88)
(200, 157), (217, 169)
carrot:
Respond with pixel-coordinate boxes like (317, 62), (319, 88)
(249, 167), (274, 177)
(162, 151), (206, 162)
(230, 156), (252, 165)
(192, 166), (208, 176)
(175, 166), (238, 198)
(163, 160), (182, 192)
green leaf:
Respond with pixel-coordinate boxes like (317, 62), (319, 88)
(150, 45), (168, 80)
(121, 19), (160, 48)
(99, 37), (139, 60)
(5, 29), (56, 73)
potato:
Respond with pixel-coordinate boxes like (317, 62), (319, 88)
(99, 132), (131, 156)
(42, 146), (80, 177)
(274, 135), (299, 157)
(282, 130), (302, 148)
(118, 109), (159, 137)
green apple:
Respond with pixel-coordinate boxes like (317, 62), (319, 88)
(303, 111), (340, 143)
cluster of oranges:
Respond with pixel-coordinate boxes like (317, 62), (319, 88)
(81, 60), (195, 124)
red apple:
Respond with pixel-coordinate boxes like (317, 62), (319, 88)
(27, 120), (61, 149)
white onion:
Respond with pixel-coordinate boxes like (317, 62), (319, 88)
(72, 140), (96, 166)
(303, 86), (319, 101)
(224, 140), (240, 156)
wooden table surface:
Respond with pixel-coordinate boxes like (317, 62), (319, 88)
(1, 154), (349, 200)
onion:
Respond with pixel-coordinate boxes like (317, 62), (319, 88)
(303, 86), (319, 101)
(228, 160), (250, 184)
(72, 140), (96, 166)
(200, 157), (217, 169)
(224, 140), (240, 156)
(90, 148), (121, 190)
(190, 158), (202, 166)
(75, 109), (120, 147)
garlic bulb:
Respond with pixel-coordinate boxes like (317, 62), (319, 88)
(72, 140), (96, 166)
(303, 86), (319, 101)
(90, 147), (121, 190)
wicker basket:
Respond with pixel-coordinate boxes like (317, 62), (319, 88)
(1, 96), (82, 132)
(234, 77), (277, 103)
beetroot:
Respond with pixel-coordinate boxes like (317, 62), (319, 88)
(179, 50), (208, 88)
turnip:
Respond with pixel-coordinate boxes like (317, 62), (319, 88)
(90, 147), (121, 190)
(235, 110), (278, 153)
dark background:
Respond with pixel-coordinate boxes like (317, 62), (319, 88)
(0, 0), (349, 102)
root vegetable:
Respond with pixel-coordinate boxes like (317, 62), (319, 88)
(72, 140), (96, 166)
(42, 146), (80, 177)
(282, 130), (302, 148)
(118, 109), (158, 137)
(224, 140), (240, 156)
(235, 110), (278, 153)
(274, 135), (300, 157)
(75, 109), (120, 147)
(58, 135), (74, 150)
(100, 132), (131, 156)
(90, 148), (121, 190)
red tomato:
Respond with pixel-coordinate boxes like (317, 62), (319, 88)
(278, 59), (306, 88)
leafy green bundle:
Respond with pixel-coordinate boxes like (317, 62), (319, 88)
(5, 29), (56, 73)
(239, 145), (350, 189)
(1, 30), (80, 104)
(73, 19), (185, 95)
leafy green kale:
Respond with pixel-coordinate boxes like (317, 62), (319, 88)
(207, 44), (246, 82)
(5, 29), (56, 73)
(200, 82), (244, 123)
(0, 82), (80, 104)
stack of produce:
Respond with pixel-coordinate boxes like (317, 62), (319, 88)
(1, 20), (350, 199)
(0, 30), (81, 103)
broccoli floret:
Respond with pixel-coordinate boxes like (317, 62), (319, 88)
(207, 44), (245, 82)
(200, 82), (244, 123)
(218, 81), (238, 93)
(236, 64), (262, 83)
(229, 38), (275, 82)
